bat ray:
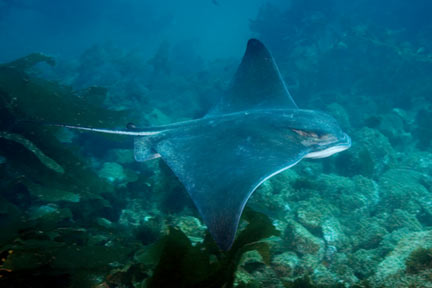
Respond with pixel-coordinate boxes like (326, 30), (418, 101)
(58, 39), (351, 250)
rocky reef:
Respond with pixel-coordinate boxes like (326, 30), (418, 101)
(1, 1), (432, 287)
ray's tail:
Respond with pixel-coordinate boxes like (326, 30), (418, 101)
(52, 123), (162, 162)
(50, 123), (161, 136)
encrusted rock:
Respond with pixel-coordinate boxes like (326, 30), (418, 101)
(350, 249), (381, 279)
(98, 162), (137, 184)
(271, 251), (300, 278)
(311, 264), (358, 287)
(343, 175), (380, 212)
(326, 102), (352, 132)
(295, 197), (334, 231)
(284, 220), (325, 266)
(106, 148), (135, 164)
(99, 162), (127, 182)
(351, 217), (388, 250)
(334, 127), (396, 177)
(379, 168), (429, 214)
(370, 230), (432, 287)
(384, 209), (422, 232)
(28, 184), (80, 203)
(95, 217), (113, 229)
(172, 215), (206, 241)
(119, 201), (154, 227)
(322, 217), (348, 257)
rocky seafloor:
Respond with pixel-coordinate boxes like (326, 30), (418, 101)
(1, 3), (432, 288)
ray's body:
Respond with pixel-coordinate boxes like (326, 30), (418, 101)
(57, 39), (351, 250)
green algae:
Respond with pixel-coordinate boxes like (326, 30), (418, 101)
(282, 275), (347, 288)
(0, 54), (132, 207)
(2, 53), (55, 71)
(0, 131), (64, 174)
(0, 55), (130, 127)
(1, 238), (133, 288)
(0, 55), (142, 288)
(415, 109), (432, 150)
(144, 209), (279, 288)
(406, 248), (432, 274)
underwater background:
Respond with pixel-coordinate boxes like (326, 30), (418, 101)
(1, 0), (432, 287)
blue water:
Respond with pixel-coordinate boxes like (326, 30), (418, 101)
(0, 1), (431, 287)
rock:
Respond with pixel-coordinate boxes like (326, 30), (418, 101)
(239, 250), (266, 274)
(118, 201), (153, 227)
(172, 216), (206, 242)
(146, 108), (173, 126)
(351, 217), (388, 250)
(55, 127), (76, 143)
(99, 162), (127, 182)
(251, 169), (299, 218)
(400, 151), (432, 175)
(311, 264), (358, 287)
(95, 217), (113, 229)
(88, 234), (110, 246)
(295, 197), (336, 232)
(235, 262), (283, 288)
(384, 209), (422, 232)
(28, 184), (80, 203)
(311, 264), (339, 286)
(350, 249), (381, 279)
(271, 251), (300, 278)
(322, 217), (348, 256)
(371, 230), (432, 287)
(315, 174), (357, 214)
(98, 162), (138, 184)
(334, 127), (396, 177)
(346, 175), (380, 212)
(106, 148), (135, 164)
(326, 102), (351, 132)
(28, 204), (73, 228)
(377, 227), (412, 256)
(379, 169), (429, 214)
(414, 108), (432, 150)
(29, 204), (60, 219)
(284, 220), (325, 267)
(374, 109), (412, 149)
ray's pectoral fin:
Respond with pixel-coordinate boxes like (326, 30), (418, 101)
(154, 123), (309, 250)
(209, 39), (297, 115)
(134, 137), (160, 161)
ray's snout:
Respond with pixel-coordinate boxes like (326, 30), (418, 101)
(342, 132), (352, 148)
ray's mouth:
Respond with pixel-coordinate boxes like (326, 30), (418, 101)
(304, 132), (351, 159)
(341, 132), (352, 148)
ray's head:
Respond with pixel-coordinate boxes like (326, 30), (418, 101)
(285, 109), (351, 159)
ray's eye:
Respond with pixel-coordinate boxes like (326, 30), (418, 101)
(127, 122), (137, 130)
(291, 129), (320, 138)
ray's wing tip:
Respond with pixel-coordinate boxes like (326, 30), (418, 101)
(246, 38), (266, 53)
(214, 234), (235, 251)
(247, 38), (263, 47)
(207, 218), (239, 251)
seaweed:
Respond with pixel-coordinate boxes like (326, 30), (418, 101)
(0, 55), (143, 287)
(158, 161), (195, 214)
(405, 247), (432, 274)
(282, 276), (316, 288)
(2, 53), (55, 71)
(143, 208), (279, 288)
(0, 131), (64, 174)
(282, 275), (348, 288)
(414, 109), (432, 150)
(0, 54), (135, 205)
(134, 219), (163, 245)
(334, 148), (374, 178)
(0, 229), (135, 288)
